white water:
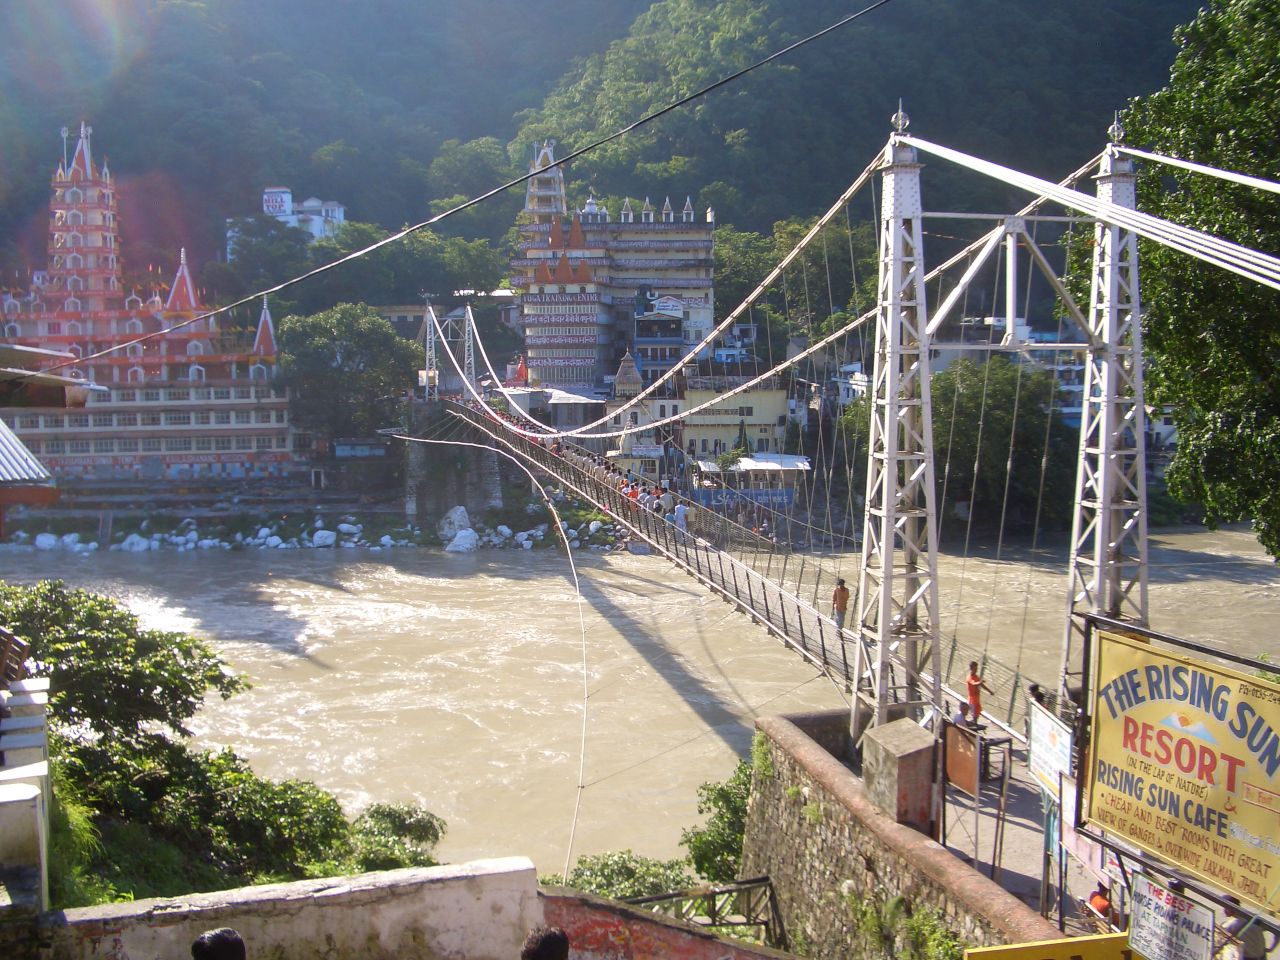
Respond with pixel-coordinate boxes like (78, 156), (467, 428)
(1, 525), (1274, 874)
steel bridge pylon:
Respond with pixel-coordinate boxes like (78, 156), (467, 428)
(852, 120), (944, 740)
(420, 302), (478, 399)
(1059, 135), (1150, 704)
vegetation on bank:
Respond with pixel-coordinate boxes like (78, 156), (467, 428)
(0, 580), (445, 906)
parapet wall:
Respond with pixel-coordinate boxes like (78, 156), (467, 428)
(32, 858), (541, 960)
(742, 711), (1059, 960)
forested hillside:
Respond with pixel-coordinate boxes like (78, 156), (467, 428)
(1, 0), (1197, 283)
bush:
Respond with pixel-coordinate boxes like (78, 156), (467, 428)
(552, 850), (694, 900)
(680, 758), (751, 882)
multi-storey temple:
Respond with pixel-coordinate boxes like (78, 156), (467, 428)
(0, 124), (295, 481)
(511, 140), (716, 392)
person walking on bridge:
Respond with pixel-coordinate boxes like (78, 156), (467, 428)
(832, 578), (850, 634)
(967, 660), (993, 723)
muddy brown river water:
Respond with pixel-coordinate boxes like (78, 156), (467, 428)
(1, 525), (1274, 874)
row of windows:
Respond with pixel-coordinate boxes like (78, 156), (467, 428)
(523, 305), (598, 315)
(611, 403), (682, 426)
(525, 326), (601, 337)
(14, 409), (286, 430)
(30, 435), (291, 455)
(694, 437), (772, 454)
(529, 349), (597, 358)
(90, 386), (276, 403)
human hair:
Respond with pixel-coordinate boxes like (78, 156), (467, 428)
(969, 660), (979, 672)
(520, 925), (570, 960)
(191, 928), (246, 960)
(837, 578), (845, 586)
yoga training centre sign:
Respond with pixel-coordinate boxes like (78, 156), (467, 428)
(1083, 631), (1280, 911)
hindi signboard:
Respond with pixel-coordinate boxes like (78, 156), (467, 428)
(965, 932), (1131, 960)
(1084, 631), (1280, 911)
(1128, 875), (1214, 960)
(1030, 700), (1073, 794)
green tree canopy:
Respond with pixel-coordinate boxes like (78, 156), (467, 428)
(277, 302), (421, 439)
(1122, 0), (1280, 556)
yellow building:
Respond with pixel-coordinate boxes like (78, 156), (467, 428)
(681, 375), (788, 458)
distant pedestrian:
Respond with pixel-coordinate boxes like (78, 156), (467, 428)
(832, 578), (850, 632)
(191, 928), (246, 960)
(1223, 896), (1273, 960)
(520, 925), (570, 960)
(967, 660), (993, 722)
(674, 502), (688, 538)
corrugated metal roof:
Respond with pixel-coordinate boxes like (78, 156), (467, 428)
(0, 418), (52, 486)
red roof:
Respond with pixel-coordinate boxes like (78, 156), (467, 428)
(164, 249), (201, 312)
(252, 298), (277, 356)
(68, 122), (96, 181)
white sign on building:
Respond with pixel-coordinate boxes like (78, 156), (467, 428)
(1129, 875), (1215, 960)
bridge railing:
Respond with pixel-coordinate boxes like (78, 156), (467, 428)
(452, 404), (860, 686)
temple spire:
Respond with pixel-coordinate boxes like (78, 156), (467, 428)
(252, 296), (277, 355)
(68, 121), (95, 181)
(164, 248), (201, 312)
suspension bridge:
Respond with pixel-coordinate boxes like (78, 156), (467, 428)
(419, 111), (1280, 744)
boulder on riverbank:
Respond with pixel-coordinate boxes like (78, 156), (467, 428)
(444, 528), (479, 553)
(438, 506), (471, 541)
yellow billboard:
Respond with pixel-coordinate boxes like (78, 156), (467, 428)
(1084, 631), (1280, 911)
(965, 932), (1130, 960)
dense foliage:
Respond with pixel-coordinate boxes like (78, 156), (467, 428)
(276, 302), (421, 439)
(680, 757), (751, 882)
(515, 0), (1199, 228)
(1121, 0), (1280, 557)
(0, 580), (445, 905)
(1, 0), (1196, 294)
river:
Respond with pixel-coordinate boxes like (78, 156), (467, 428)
(0, 525), (1275, 874)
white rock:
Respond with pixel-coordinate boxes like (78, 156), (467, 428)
(185, 530), (198, 543)
(340, 540), (355, 549)
(497, 525), (513, 538)
(314, 518), (325, 529)
(198, 539), (219, 549)
(35, 533), (59, 550)
(312, 529), (338, 548)
(265, 536), (283, 548)
(522, 539), (534, 550)
(444, 528), (480, 553)
(570, 539), (580, 549)
(560, 521), (570, 531)
(369, 546), (382, 553)
(588, 520), (602, 535)
(337, 522), (359, 535)
(120, 533), (152, 552)
(257, 527), (272, 539)
(514, 531), (529, 543)
(438, 505), (471, 541)
(381, 535), (394, 547)
(60, 532), (81, 548)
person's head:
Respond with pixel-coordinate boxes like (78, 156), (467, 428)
(837, 578), (846, 587)
(969, 660), (979, 673)
(1028, 682), (1043, 702)
(520, 925), (570, 960)
(958, 702), (970, 716)
(1095, 882), (1109, 895)
(1224, 894), (1242, 917)
(191, 928), (246, 960)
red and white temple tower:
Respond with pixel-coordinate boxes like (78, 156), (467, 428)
(0, 123), (298, 481)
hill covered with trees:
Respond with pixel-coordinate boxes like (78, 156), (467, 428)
(1, 0), (1197, 286)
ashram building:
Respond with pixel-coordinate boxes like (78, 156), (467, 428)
(511, 139), (716, 392)
(0, 123), (297, 481)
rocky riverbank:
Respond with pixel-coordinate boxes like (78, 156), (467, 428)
(3, 487), (632, 557)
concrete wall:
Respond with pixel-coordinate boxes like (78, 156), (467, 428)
(742, 711), (1059, 960)
(38, 858), (540, 960)
(542, 889), (791, 960)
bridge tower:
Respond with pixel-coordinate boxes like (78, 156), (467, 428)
(852, 110), (943, 737)
(462, 304), (478, 390)
(1058, 124), (1150, 703)
(421, 300), (440, 401)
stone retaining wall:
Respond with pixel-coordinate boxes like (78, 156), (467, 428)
(31, 858), (540, 960)
(742, 711), (1059, 960)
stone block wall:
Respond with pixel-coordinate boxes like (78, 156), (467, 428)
(742, 711), (1058, 960)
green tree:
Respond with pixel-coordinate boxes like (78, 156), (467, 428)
(218, 216), (315, 297)
(680, 758), (751, 882)
(554, 850), (694, 900)
(0, 580), (445, 904)
(929, 357), (1076, 533)
(1122, 0), (1280, 557)
(277, 302), (420, 439)
(0, 579), (246, 741)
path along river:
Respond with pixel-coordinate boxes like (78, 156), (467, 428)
(0, 525), (1275, 874)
